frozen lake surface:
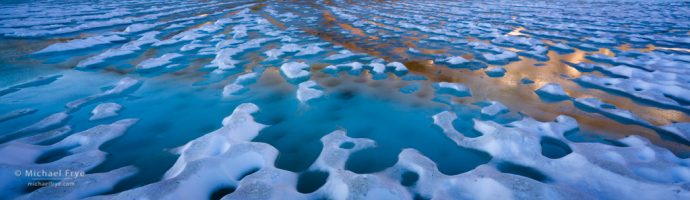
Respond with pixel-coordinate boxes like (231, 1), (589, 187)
(1, 0), (690, 199)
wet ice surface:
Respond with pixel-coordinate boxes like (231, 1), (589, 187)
(1, 0), (690, 199)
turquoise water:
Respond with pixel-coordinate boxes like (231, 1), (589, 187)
(2, 0), (690, 199)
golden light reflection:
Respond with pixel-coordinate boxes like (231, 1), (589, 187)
(261, 13), (287, 29)
(562, 49), (587, 63)
(597, 48), (615, 57)
(322, 10), (336, 25)
(504, 47), (523, 52)
(338, 23), (366, 37)
(363, 19), (401, 31)
(419, 48), (447, 55)
(617, 44), (630, 51)
(286, 4), (690, 154)
(506, 27), (527, 36)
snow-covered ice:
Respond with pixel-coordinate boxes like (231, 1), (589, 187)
(136, 53), (183, 70)
(12, 112), (69, 134)
(2, 0), (690, 199)
(35, 35), (126, 54)
(481, 101), (509, 117)
(66, 77), (141, 111)
(535, 83), (569, 101)
(434, 82), (472, 97)
(280, 61), (311, 81)
(89, 103), (122, 120)
(387, 62), (408, 73)
(0, 108), (36, 123)
(296, 80), (323, 103)
(485, 67), (506, 77)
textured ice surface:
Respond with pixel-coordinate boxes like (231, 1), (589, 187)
(387, 62), (408, 73)
(434, 82), (472, 97)
(0, 118), (138, 199)
(136, 53), (183, 70)
(0, 108), (36, 123)
(535, 83), (569, 101)
(78, 31), (160, 68)
(663, 123), (690, 141)
(433, 113), (690, 199)
(2, 0), (690, 199)
(485, 67), (506, 77)
(0, 75), (62, 97)
(482, 51), (518, 64)
(65, 77), (141, 111)
(442, 56), (469, 65)
(481, 101), (509, 117)
(90, 103), (122, 121)
(35, 35), (126, 54)
(297, 81), (323, 104)
(574, 98), (645, 124)
(280, 62), (311, 81)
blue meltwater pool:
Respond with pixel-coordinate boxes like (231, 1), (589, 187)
(1, 0), (690, 199)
